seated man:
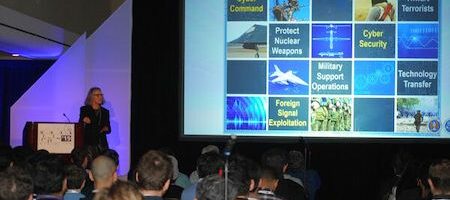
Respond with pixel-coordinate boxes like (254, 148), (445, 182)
(428, 159), (450, 199)
(0, 166), (33, 200)
(195, 174), (239, 200)
(261, 148), (307, 200)
(64, 164), (87, 200)
(136, 150), (173, 200)
(85, 155), (118, 199)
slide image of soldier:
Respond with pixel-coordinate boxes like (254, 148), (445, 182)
(310, 97), (352, 132)
(396, 97), (438, 133)
(355, 0), (396, 21)
(227, 22), (267, 58)
(270, 0), (309, 21)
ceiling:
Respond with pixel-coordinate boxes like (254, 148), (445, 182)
(0, 0), (125, 60)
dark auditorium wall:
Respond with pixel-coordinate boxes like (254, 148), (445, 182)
(0, 60), (53, 144)
(131, 1), (449, 200)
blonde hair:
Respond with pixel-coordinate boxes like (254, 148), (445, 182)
(84, 87), (105, 106)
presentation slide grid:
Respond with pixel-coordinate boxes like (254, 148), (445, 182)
(225, 0), (442, 135)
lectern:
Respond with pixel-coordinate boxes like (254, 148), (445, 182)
(23, 122), (84, 154)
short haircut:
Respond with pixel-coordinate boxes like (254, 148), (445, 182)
(102, 149), (119, 166)
(71, 147), (88, 168)
(201, 145), (220, 154)
(0, 166), (33, 200)
(287, 150), (305, 170)
(136, 150), (173, 190)
(259, 166), (279, 181)
(91, 156), (117, 181)
(261, 148), (288, 178)
(429, 159), (450, 192)
(65, 164), (87, 189)
(94, 180), (143, 200)
(195, 174), (239, 200)
(197, 152), (224, 178)
(33, 154), (65, 194)
(229, 154), (260, 195)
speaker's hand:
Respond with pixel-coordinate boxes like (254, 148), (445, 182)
(83, 117), (91, 124)
(100, 126), (109, 133)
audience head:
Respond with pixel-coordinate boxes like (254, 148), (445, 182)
(428, 159), (450, 195)
(197, 152), (224, 179)
(71, 147), (89, 169)
(167, 155), (180, 180)
(94, 180), (143, 200)
(11, 146), (34, 167)
(201, 145), (220, 155)
(261, 148), (288, 178)
(391, 148), (413, 176)
(229, 154), (260, 195)
(65, 164), (87, 190)
(102, 148), (120, 167)
(258, 166), (280, 192)
(195, 174), (239, 200)
(288, 150), (305, 170)
(0, 166), (33, 200)
(33, 154), (67, 196)
(89, 155), (118, 189)
(136, 150), (173, 193)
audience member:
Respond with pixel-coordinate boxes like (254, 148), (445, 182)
(93, 180), (143, 200)
(136, 150), (173, 200)
(256, 167), (284, 200)
(0, 166), (33, 200)
(189, 145), (220, 183)
(71, 147), (89, 169)
(428, 159), (450, 199)
(195, 174), (239, 200)
(85, 155), (118, 199)
(287, 150), (321, 200)
(228, 154), (260, 199)
(181, 152), (224, 200)
(261, 148), (307, 200)
(164, 155), (186, 199)
(32, 154), (67, 200)
(64, 164), (87, 200)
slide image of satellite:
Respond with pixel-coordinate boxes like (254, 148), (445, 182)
(269, 60), (309, 95)
(396, 97), (439, 133)
(228, 23), (267, 58)
(270, 0), (309, 21)
(312, 24), (352, 58)
(226, 96), (267, 130)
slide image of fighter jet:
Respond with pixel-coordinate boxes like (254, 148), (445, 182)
(313, 24), (351, 50)
(270, 65), (308, 86)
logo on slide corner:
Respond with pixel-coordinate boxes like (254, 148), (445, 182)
(428, 119), (440, 133)
(445, 120), (450, 133)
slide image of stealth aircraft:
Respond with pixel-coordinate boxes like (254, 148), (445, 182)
(228, 24), (267, 58)
(270, 65), (308, 86)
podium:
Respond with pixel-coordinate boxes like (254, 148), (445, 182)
(23, 122), (84, 154)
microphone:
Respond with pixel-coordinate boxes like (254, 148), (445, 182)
(223, 135), (237, 157)
(63, 113), (71, 123)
